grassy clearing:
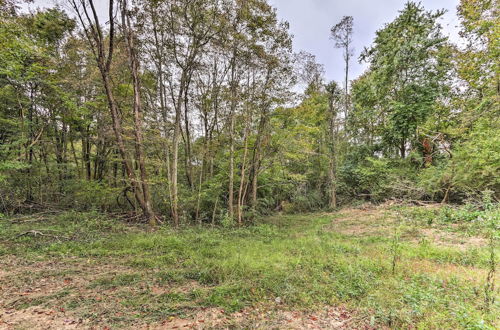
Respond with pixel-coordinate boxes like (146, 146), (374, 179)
(0, 204), (498, 329)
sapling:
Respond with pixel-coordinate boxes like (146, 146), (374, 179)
(482, 191), (497, 311)
(391, 211), (403, 275)
(485, 226), (496, 311)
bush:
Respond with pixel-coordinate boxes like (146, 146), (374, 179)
(63, 179), (121, 212)
(339, 155), (422, 202)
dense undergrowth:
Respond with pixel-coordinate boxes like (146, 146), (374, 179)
(1, 203), (498, 328)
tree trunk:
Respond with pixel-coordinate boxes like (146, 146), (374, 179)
(328, 154), (337, 209)
(71, 0), (155, 222)
(171, 77), (185, 227)
(183, 87), (194, 190)
(328, 86), (338, 209)
(344, 41), (349, 119)
(122, 1), (156, 225)
(237, 114), (250, 225)
(228, 50), (238, 220)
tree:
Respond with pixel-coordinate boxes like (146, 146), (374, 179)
(423, 0), (500, 200)
(121, 0), (156, 225)
(330, 16), (353, 118)
(359, 2), (449, 158)
(295, 51), (325, 94)
(70, 0), (156, 224)
(142, 0), (221, 225)
(326, 82), (342, 208)
(2, 0), (497, 220)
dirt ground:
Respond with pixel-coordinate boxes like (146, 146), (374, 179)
(0, 307), (359, 330)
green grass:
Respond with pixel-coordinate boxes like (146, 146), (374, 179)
(0, 207), (498, 328)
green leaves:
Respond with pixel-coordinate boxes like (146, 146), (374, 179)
(453, 120), (500, 192)
(356, 2), (449, 158)
(0, 160), (30, 183)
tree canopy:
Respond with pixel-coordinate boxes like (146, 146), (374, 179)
(0, 0), (498, 222)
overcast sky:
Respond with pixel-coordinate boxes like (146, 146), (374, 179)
(25, 0), (462, 84)
(267, 0), (461, 83)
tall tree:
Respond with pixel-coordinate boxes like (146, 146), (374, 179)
(151, 0), (220, 226)
(121, 0), (156, 225)
(330, 16), (353, 118)
(326, 82), (342, 208)
(70, 0), (156, 223)
(359, 2), (448, 158)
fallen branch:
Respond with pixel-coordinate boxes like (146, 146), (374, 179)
(408, 200), (435, 206)
(15, 230), (70, 241)
(9, 210), (61, 224)
(387, 197), (437, 206)
(110, 212), (165, 225)
(10, 216), (50, 224)
(25, 127), (44, 150)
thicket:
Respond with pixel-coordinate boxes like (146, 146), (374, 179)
(0, 0), (498, 224)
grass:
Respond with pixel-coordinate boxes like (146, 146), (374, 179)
(0, 205), (498, 329)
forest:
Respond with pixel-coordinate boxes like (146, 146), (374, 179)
(0, 0), (499, 328)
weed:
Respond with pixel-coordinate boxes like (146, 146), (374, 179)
(482, 192), (498, 311)
(1, 207), (498, 328)
(390, 212), (403, 275)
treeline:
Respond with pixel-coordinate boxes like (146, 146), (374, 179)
(0, 0), (498, 225)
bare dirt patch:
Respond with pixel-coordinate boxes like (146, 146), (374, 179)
(145, 305), (362, 329)
(0, 257), (140, 329)
(416, 228), (487, 250)
(0, 307), (87, 329)
(0, 304), (364, 330)
(328, 207), (395, 236)
(329, 205), (487, 251)
(402, 259), (488, 284)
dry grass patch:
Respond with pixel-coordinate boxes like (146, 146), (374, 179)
(402, 259), (488, 284)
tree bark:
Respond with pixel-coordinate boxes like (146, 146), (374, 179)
(228, 49), (238, 220)
(171, 76), (185, 226)
(237, 110), (251, 224)
(71, 0), (155, 223)
(328, 85), (339, 209)
(122, 0), (156, 225)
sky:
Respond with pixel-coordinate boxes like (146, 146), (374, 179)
(24, 0), (462, 84)
(267, 0), (462, 83)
